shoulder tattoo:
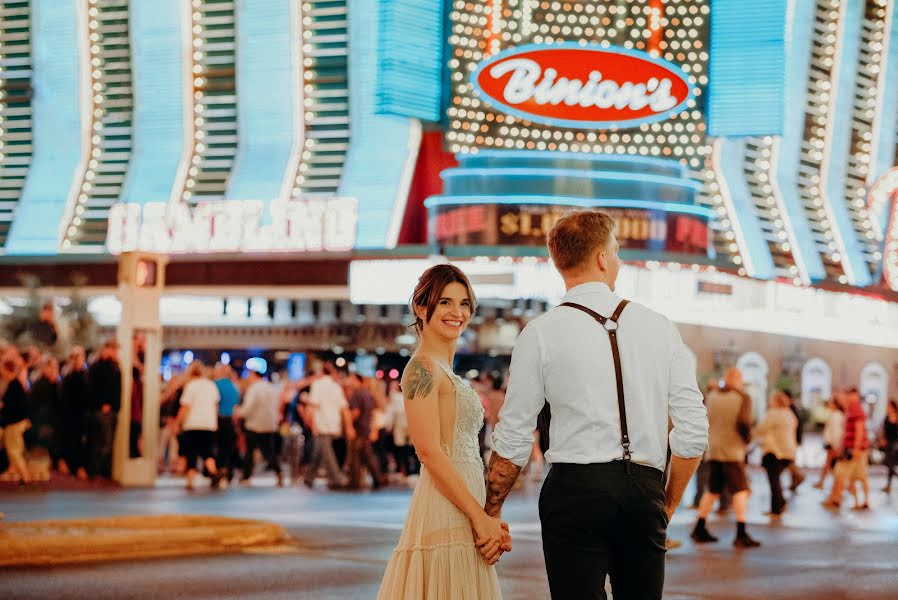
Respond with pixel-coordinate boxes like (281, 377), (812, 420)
(402, 356), (436, 400)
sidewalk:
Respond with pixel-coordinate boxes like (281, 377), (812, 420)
(0, 514), (289, 567)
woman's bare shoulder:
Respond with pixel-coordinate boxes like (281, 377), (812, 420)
(401, 354), (445, 400)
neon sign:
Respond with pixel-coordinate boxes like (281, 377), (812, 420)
(106, 197), (357, 255)
(471, 44), (694, 129)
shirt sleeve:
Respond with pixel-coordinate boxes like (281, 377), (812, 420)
(180, 382), (193, 407)
(491, 323), (546, 467)
(666, 322), (708, 459)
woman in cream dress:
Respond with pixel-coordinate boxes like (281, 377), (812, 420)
(377, 264), (508, 599)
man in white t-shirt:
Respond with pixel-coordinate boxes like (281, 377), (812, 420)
(237, 367), (284, 486)
(303, 363), (352, 489)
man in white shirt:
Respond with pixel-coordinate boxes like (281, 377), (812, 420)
(237, 367), (284, 486)
(303, 363), (352, 489)
(484, 210), (708, 599)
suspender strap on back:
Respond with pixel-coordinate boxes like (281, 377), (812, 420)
(560, 300), (631, 472)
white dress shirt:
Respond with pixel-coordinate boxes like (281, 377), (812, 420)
(492, 282), (708, 471)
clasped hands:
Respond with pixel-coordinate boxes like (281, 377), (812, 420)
(473, 514), (512, 566)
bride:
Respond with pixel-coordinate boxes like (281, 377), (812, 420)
(377, 264), (508, 599)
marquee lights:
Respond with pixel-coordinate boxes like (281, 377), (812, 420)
(61, 0), (135, 251)
(447, 0), (736, 264)
(106, 197), (358, 255)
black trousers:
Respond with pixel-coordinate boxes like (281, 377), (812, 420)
(217, 417), (238, 480)
(540, 461), (668, 600)
(762, 453), (790, 514)
(242, 431), (281, 480)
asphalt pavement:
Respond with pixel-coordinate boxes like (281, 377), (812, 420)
(1, 466), (897, 599)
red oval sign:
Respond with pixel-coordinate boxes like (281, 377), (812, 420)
(472, 44), (694, 129)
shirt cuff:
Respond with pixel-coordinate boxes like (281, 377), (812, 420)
(491, 428), (534, 468)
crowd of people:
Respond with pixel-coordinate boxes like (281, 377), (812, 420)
(2, 335), (897, 509)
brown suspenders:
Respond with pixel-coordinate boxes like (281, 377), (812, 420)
(559, 299), (632, 472)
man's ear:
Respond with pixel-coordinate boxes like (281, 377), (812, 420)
(595, 249), (607, 273)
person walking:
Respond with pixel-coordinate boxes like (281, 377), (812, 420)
(237, 366), (284, 486)
(58, 347), (90, 479)
(880, 400), (898, 493)
(783, 390), (805, 491)
(213, 363), (240, 485)
(345, 374), (383, 490)
(86, 340), (121, 478)
(303, 363), (351, 489)
(176, 361), (220, 491)
(0, 346), (32, 484)
(483, 210), (709, 599)
(755, 390), (798, 517)
(815, 397), (845, 490)
(28, 355), (60, 466)
(691, 367), (761, 548)
(824, 388), (870, 509)
(377, 264), (507, 599)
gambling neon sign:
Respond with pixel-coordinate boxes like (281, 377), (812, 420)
(472, 43), (694, 129)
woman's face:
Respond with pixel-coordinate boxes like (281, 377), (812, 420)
(419, 281), (473, 342)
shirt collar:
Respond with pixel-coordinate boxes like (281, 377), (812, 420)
(561, 281), (614, 301)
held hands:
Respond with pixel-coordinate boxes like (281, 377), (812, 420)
(473, 513), (512, 566)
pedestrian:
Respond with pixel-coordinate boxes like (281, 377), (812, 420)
(485, 210), (709, 598)
(28, 355), (60, 464)
(213, 363), (240, 485)
(814, 397), (845, 490)
(58, 347), (90, 480)
(30, 303), (59, 350)
(880, 399), (898, 493)
(0, 346), (32, 484)
(303, 362), (351, 489)
(176, 361), (220, 491)
(691, 367), (761, 548)
(825, 388), (870, 509)
(345, 374), (383, 490)
(783, 389), (805, 491)
(86, 340), (121, 478)
(237, 366), (284, 486)
(755, 390), (798, 517)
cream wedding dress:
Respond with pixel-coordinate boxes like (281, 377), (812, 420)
(377, 362), (502, 599)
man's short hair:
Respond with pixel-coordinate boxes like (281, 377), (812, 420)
(547, 210), (616, 272)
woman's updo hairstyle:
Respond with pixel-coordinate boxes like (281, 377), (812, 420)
(409, 264), (477, 337)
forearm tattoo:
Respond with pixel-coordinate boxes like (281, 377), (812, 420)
(402, 355), (435, 400)
(484, 452), (522, 517)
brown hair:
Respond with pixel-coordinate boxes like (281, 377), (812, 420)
(410, 264), (477, 336)
(547, 210), (616, 272)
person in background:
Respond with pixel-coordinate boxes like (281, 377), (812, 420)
(755, 390), (798, 518)
(691, 367), (760, 548)
(30, 303), (59, 349)
(384, 379), (412, 481)
(880, 399), (898, 493)
(782, 389), (805, 491)
(213, 363), (240, 486)
(1, 345), (32, 484)
(237, 366), (284, 486)
(814, 397), (845, 490)
(87, 339), (121, 478)
(28, 355), (60, 464)
(346, 374), (383, 490)
(304, 362), (351, 489)
(59, 347), (90, 480)
(158, 373), (188, 475)
(824, 388), (870, 510)
(176, 361), (221, 491)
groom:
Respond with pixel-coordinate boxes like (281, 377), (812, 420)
(483, 210), (709, 599)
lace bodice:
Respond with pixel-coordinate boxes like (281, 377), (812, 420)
(436, 363), (485, 464)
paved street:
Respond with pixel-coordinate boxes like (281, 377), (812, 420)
(2, 467), (897, 599)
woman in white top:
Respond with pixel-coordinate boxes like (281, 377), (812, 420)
(176, 361), (221, 490)
(814, 398), (845, 489)
(755, 390), (798, 517)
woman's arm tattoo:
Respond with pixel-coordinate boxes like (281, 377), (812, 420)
(402, 356), (435, 400)
(484, 452), (522, 517)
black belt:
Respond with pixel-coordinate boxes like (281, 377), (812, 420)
(552, 460), (662, 481)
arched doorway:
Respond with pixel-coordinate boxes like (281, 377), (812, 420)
(860, 362), (889, 426)
(737, 352), (769, 422)
(801, 358), (832, 411)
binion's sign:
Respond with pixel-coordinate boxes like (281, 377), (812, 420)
(472, 43), (694, 129)
(106, 197), (357, 255)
